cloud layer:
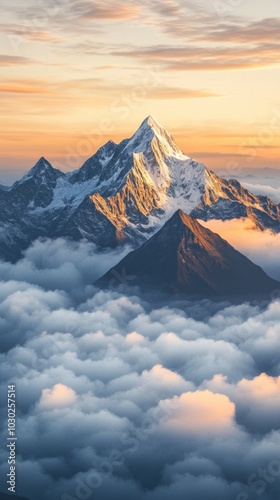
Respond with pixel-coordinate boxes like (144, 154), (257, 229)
(199, 218), (280, 281)
(0, 237), (280, 499)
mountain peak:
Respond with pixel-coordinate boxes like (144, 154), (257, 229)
(176, 208), (193, 222)
(141, 115), (163, 130)
(128, 116), (186, 161)
(97, 210), (279, 297)
(95, 140), (117, 164)
(137, 115), (170, 138)
(174, 209), (201, 230)
(14, 157), (64, 187)
(32, 157), (53, 172)
(28, 157), (64, 180)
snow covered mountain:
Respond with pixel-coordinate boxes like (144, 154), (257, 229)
(0, 116), (280, 261)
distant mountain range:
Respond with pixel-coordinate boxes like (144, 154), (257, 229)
(97, 210), (279, 297)
(0, 116), (280, 263)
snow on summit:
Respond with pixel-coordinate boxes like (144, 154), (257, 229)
(0, 116), (279, 261)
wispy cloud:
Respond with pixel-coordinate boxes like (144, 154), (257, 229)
(147, 87), (221, 99)
(71, 1), (140, 20)
(0, 76), (219, 100)
(114, 43), (280, 71)
(148, 0), (184, 18)
(0, 54), (33, 65)
(0, 24), (63, 43)
(0, 80), (54, 94)
(199, 17), (280, 44)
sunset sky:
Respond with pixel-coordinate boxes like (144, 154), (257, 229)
(0, 0), (280, 182)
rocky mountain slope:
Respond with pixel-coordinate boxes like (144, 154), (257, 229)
(97, 210), (279, 297)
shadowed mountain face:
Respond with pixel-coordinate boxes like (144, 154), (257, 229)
(0, 116), (280, 261)
(97, 210), (279, 297)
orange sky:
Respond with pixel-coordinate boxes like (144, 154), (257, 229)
(0, 0), (280, 182)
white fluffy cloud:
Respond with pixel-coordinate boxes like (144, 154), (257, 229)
(242, 182), (280, 203)
(0, 237), (132, 302)
(161, 390), (236, 434)
(0, 240), (280, 500)
(39, 384), (77, 409)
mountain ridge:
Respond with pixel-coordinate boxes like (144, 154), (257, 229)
(97, 209), (279, 297)
(0, 115), (279, 261)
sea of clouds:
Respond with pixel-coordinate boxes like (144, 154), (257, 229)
(0, 237), (280, 500)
